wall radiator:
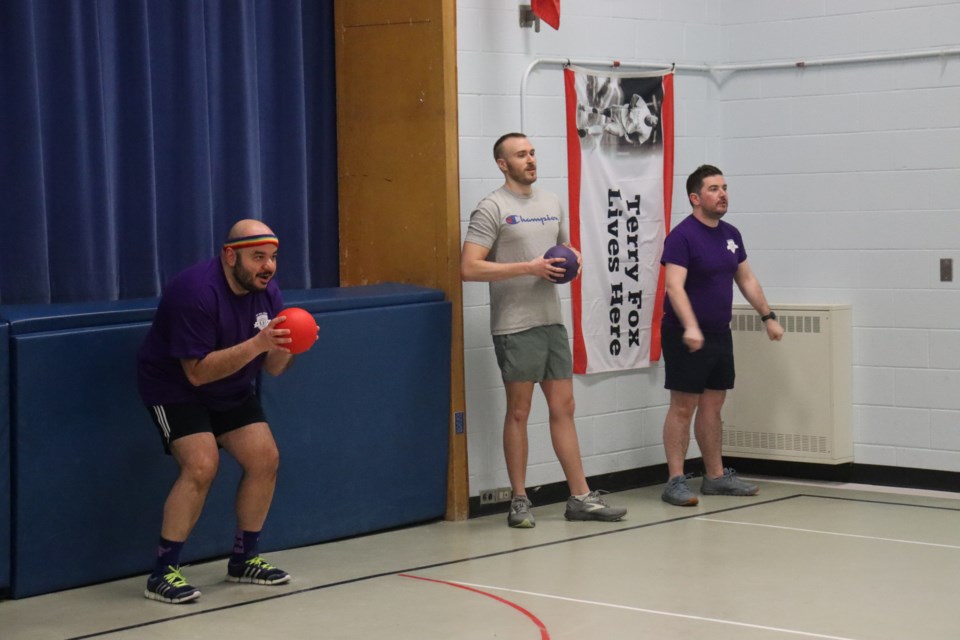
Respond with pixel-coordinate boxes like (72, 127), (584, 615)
(723, 304), (853, 464)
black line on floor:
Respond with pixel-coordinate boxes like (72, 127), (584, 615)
(66, 490), (957, 638)
(795, 493), (960, 512)
(66, 495), (800, 639)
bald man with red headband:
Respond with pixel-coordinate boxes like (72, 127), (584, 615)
(137, 219), (312, 603)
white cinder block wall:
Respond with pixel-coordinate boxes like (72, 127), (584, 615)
(458, 0), (960, 497)
(717, 1), (960, 472)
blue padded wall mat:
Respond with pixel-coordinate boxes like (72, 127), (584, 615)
(279, 282), (443, 312)
(0, 321), (9, 593)
(0, 283), (441, 334)
(259, 300), (452, 547)
(0, 298), (158, 334)
(10, 323), (244, 598)
(5, 284), (451, 597)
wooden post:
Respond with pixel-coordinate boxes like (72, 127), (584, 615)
(334, 0), (468, 520)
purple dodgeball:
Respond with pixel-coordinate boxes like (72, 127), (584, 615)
(543, 245), (579, 284)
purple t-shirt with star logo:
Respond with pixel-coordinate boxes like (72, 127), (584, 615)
(137, 257), (284, 410)
(660, 214), (747, 332)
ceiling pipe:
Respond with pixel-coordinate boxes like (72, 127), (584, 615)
(520, 47), (960, 131)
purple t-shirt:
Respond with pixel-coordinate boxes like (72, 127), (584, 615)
(137, 257), (284, 410)
(660, 215), (747, 332)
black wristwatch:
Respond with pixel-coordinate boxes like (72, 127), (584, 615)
(760, 311), (777, 322)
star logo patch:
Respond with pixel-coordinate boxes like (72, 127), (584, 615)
(726, 239), (739, 254)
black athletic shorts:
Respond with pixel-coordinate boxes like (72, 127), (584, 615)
(661, 324), (735, 393)
(146, 394), (267, 455)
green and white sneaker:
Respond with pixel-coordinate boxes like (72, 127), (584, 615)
(144, 565), (201, 604)
(226, 556), (291, 585)
(564, 491), (627, 522)
(507, 495), (535, 528)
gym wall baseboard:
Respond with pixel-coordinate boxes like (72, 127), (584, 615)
(468, 459), (960, 517)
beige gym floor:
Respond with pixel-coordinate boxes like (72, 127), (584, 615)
(3, 477), (959, 639)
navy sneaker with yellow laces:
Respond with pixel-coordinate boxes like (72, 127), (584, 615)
(226, 556), (291, 585)
(144, 565), (201, 604)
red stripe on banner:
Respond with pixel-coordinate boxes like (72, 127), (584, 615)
(564, 68), (587, 374)
(650, 72), (675, 362)
(400, 574), (552, 639)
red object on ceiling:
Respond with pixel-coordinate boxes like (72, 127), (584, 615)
(532, 0), (560, 30)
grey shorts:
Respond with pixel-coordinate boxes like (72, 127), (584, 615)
(492, 324), (573, 382)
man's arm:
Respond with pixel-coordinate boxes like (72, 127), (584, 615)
(734, 260), (784, 341)
(664, 263), (704, 352)
(180, 316), (291, 386)
(263, 349), (294, 377)
(460, 241), (565, 282)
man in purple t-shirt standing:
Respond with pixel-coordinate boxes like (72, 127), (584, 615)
(659, 165), (784, 507)
(137, 219), (312, 603)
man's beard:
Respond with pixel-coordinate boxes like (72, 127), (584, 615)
(509, 164), (536, 185)
(232, 261), (269, 293)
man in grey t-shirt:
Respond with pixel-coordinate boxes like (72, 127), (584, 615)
(461, 132), (626, 528)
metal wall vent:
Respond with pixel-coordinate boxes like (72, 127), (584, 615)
(731, 313), (821, 333)
(722, 429), (828, 454)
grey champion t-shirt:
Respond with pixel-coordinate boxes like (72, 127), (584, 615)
(464, 186), (568, 335)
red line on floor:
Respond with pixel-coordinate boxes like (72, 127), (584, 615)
(399, 573), (550, 640)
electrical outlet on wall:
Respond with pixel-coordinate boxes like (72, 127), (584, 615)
(479, 487), (513, 504)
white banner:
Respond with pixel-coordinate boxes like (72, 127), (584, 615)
(564, 66), (674, 374)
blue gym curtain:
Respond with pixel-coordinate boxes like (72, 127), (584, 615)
(0, 0), (339, 304)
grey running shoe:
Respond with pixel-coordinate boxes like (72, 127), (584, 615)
(508, 495), (535, 528)
(564, 491), (627, 522)
(700, 468), (759, 496)
(662, 475), (699, 506)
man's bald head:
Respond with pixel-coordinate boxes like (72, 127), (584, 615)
(226, 219), (275, 242)
(222, 219), (279, 253)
